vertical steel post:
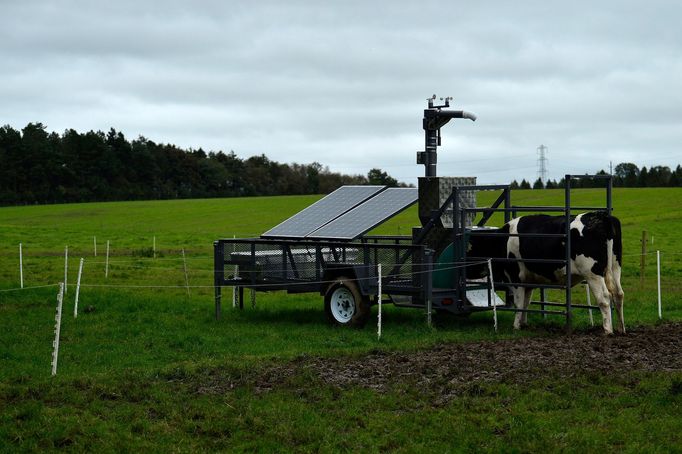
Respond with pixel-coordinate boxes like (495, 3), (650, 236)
(606, 175), (613, 214)
(424, 123), (439, 177)
(564, 175), (573, 333)
(425, 249), (434, 327)
(461, 196), (468, 311)
(504, 187), (511, 224)
(540, 287), (546, 320)
(505, 189), (513, 306)
(377, 263), (382, 340)
(585, 283), (594, 327)
(452, 187), (461, 304)
(213, 241), (222, 320)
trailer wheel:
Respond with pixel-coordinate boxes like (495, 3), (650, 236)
(324, 277), (370, 327)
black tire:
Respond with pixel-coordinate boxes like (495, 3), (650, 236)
(324, 277), (370, 327)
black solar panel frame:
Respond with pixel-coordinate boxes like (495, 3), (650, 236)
(306, 187), (418, 240)
(261, 185), (386, 239)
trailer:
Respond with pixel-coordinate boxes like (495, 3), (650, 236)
(213, 96), (614, 329)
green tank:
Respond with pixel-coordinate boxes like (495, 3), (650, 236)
(433, 242), (456, 288)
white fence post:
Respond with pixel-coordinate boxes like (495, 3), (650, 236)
(51, 283), (65, 376)
(105, 240), (110, 278)
(19, 243), (24, 289)
(182, 248), (190, 298)
(488, 259), (498, 333)
(585, 284), (594, 327)
(64, 246), (68, 294)
(377, 264), (382, 340)
(94, 236), (97, 256)
(657, 250), (662, 319)
(74, 258), (84, 318)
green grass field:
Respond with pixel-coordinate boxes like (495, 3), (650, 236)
(1, 188), (682, 451)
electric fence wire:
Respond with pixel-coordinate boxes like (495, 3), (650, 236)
(0, 261), (488, 292)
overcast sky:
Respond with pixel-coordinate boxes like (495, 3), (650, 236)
(2, 0), (681, 185)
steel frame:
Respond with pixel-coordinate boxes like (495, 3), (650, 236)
(213, 175), (614, 331)
(451, 174), (613, 331)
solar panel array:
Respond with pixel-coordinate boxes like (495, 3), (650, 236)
(307, 188), (418, 240)
(261, 185), (385, 238)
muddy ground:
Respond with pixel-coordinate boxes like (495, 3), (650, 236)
(244, 323), (682, 401)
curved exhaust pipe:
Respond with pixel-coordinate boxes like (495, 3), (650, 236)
(434, 110), (477, 122)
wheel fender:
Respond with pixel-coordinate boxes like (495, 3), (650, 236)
(321, 265), (377, 296)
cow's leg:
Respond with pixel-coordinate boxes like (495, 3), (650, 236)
(587, 276), (613, 334)
(512, 287), (525, 330)
(609, 261), (626, 334)
(521, 288), (533, 326)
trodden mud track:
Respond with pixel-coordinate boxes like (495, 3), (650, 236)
(250, 323), (682, 400)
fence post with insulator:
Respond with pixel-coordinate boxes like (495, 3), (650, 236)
(51, 283), (65, 376)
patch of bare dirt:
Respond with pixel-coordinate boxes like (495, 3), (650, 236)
(251, 323), (682, 398)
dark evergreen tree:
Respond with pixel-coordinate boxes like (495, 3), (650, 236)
(367, 168), (399, 187)
(638, 167), (649, 187)
(614, 162), (639, 187)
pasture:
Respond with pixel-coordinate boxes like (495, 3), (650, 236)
(1, 188), (682, 451)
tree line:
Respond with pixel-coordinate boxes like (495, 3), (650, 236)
(2, 123), (679, 206)
(0, 123), (404, 206)
(512, 163), (682, 189)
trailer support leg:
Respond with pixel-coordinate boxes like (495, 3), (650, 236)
(213, 241), (223, 320)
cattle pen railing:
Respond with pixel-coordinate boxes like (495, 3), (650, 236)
(452, 174), (614, 332)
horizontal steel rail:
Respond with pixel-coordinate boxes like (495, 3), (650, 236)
(463, 232), (568, 238)
(494, 307), (566, 315)
(461, 206), (606, 213)
(466, 256), (567, 264)
(530, 301), (600, 310)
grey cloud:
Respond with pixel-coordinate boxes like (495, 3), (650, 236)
(1, 0), (681, 186)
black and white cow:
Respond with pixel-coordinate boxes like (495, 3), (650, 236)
(468, 211), (624, 334)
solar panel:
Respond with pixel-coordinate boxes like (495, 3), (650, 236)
(261, 185), (386, 238)
(307, 188), (418, 240)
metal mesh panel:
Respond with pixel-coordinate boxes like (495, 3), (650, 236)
(220, 239), (423, 291)
(418, 177), (477, 228)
